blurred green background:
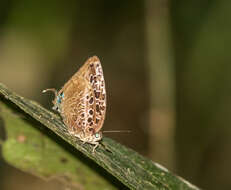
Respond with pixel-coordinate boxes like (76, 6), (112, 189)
(0, 0), (231, 189)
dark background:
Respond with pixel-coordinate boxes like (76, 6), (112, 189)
(1, 0), (231, 189)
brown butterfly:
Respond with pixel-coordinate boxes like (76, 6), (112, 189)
(43, 56), (106, 152)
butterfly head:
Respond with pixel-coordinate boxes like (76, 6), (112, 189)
(52, 91), (64, 112)
(42, 88), (64, 113)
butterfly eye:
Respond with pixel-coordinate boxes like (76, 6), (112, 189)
(57, 92), (64, 104)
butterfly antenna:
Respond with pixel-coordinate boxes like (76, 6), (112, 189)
(102, 130), (131, 133)
(42, 88), (58, 97)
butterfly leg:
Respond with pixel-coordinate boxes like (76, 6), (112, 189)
(81, 141), (86, 146)
(92, 142), (99, 153)
(79, 131), (87, 146)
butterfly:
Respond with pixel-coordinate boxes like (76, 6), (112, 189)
(43, 56), (106, 152)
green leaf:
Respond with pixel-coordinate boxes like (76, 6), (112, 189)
(0, 94), (119, 190)
(0, 83), (200, 190)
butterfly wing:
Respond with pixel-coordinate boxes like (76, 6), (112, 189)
(82, 56), (106, 134)
(59, 56), (106, 136)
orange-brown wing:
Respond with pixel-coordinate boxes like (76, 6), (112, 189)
(59, 56), (106, 135)
(59, 77), (89, 134)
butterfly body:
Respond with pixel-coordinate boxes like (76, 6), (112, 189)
(43, 56), (106, 151)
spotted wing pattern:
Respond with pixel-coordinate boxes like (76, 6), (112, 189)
(58, 56), (106, 138)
